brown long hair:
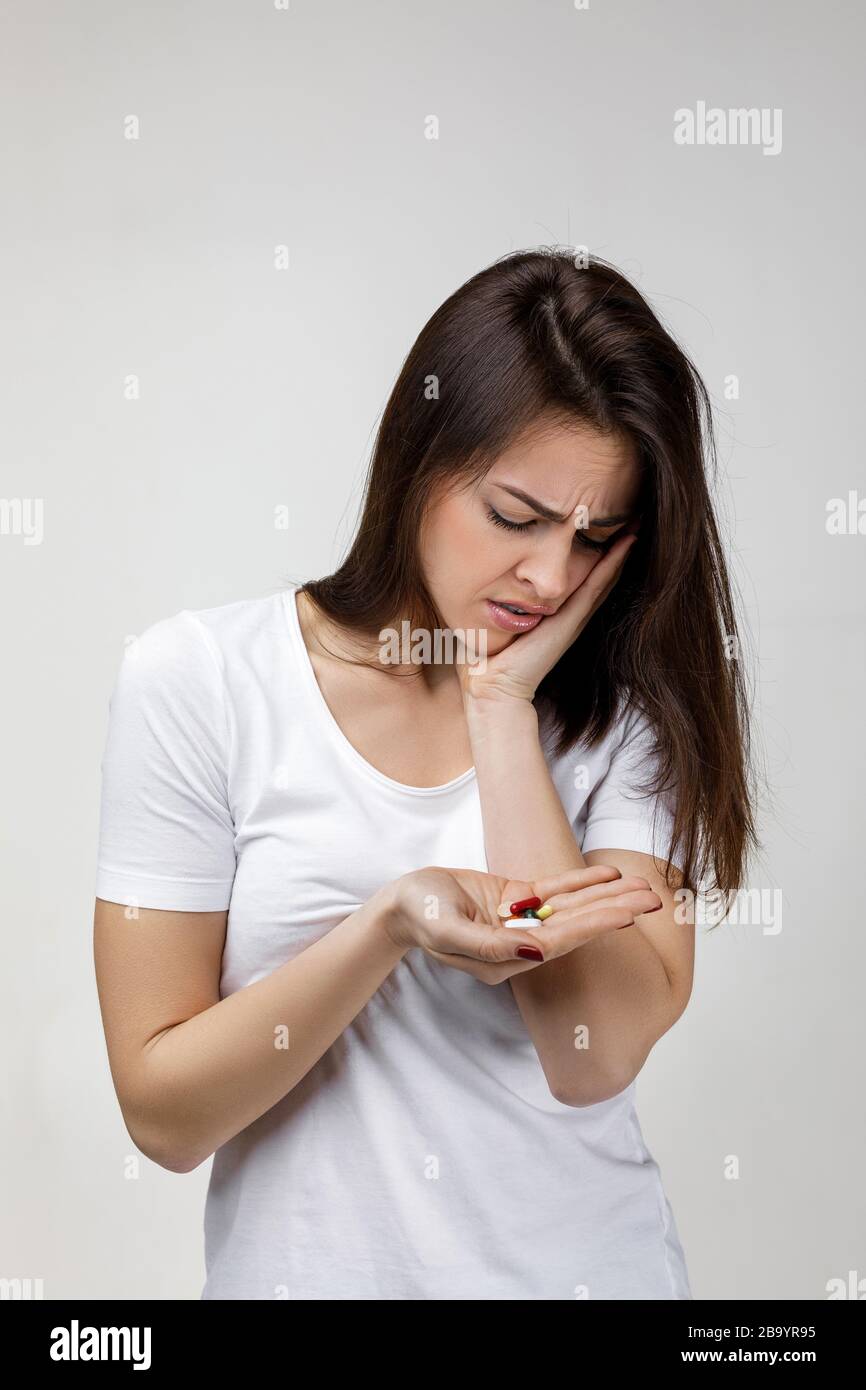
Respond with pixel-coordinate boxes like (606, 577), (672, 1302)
(289, 249), (760, 901)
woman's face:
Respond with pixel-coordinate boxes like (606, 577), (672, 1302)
(418, 418), (643, 653)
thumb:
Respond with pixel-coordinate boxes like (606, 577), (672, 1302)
(437, 908), (546, 962)
(494, 878), (539, 921)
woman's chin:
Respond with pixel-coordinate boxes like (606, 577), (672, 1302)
(482, 626), (515, 653)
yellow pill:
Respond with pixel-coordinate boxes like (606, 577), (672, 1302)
(535, 904), (554, 920)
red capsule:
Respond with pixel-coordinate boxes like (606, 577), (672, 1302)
(510, 896), (542, 913)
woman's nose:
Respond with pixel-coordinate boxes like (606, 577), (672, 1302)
(513, 545), (599, 604)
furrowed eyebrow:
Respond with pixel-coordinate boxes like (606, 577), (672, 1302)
(494, 484), (634, 528)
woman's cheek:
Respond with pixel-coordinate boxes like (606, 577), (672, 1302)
(571, 553), (603, 587)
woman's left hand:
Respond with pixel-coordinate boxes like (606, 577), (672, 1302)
(456, 526), (639, 705)
(494, 864), (662, 946)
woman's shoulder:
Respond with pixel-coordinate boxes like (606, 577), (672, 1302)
(537, 686), (654, 766)
(111, 590), (294, 711)
(181, 588), (291, 645)
(140, 588), (291, 661)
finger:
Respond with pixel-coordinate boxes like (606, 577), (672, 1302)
(522, 903), (638, 954)
(536, 892), (661, 951)
(496, 878), (535, 912)
(541, 543), (635, 646)
(545, 887), (661, 923)
(498, 865), (621, 914)
(500, 890), (660, 958)
(540, 874), (652, 913)
(430, 913), (548, 964)
(534, 867), (632, 904)
(422, 946), (543, 982)
(576, 888), (661, 919)
(604, 526), (640, 566)
(581, 533), (638, 612)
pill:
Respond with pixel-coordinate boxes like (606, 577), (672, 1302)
(535, 904), (554, 920)
(510, 896), (542, 913)
(521, 908), (539, 918)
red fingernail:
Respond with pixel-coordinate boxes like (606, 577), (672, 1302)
(516, 945), (544, 961)
(510, 896), (542, 913)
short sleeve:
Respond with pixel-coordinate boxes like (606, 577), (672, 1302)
(581, 706), (681, 870)
(95, 610), (237, 911)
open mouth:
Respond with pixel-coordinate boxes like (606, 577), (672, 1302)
(485, 600), (546, 632)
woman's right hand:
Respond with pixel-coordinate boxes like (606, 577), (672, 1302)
(381, 863), (659, 985)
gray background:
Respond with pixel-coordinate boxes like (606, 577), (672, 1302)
(1, 0), (863, 1300)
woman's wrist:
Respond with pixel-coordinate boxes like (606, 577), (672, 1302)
(463, 684), (539, 740)
(368, 878), (413, 956)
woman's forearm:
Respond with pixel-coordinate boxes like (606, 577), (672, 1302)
(465, 691), (673, 1104)
(133, 887), (407, 1172)
(465, 695), (584, 879)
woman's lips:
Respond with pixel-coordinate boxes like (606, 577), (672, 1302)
(485, 599), (545, 632)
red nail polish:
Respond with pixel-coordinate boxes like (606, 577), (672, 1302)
(510, 896), (542, 914)
(516, 945), (544, 961)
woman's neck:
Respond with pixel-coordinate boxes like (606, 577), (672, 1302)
(295, 588), (461, 694)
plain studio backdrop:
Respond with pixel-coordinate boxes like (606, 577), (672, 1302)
(1, 0), (863, 1300)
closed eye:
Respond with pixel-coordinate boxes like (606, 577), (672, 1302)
(485, 504), (613, 553)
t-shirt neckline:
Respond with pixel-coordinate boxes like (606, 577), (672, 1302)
(280, 585), (478, 798)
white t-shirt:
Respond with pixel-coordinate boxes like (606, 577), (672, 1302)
(95, 583), (692, 1300)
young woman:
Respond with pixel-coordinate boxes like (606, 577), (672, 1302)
(94, 249), (757, 1300)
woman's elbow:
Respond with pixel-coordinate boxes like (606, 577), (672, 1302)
(123, 1096), (204, 1175)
